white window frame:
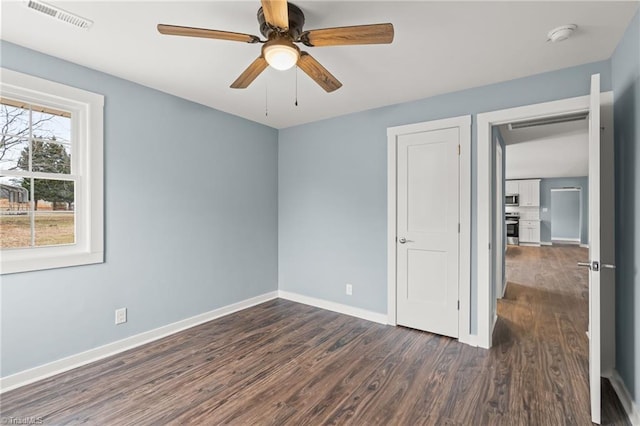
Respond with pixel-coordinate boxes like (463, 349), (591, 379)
(0, 68), (104, 274)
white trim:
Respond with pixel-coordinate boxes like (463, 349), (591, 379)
(606, 370), (640, 425)
(0, 291), (278, 393)
(540, 241), (553, 246)
(387, 132), (397, 326)
(386, 115), (472, 343)
(0, 68), (104, 274)
(551, 238), (581, 244)
(550, 188), (581, 192)
(494, 142), (504, 305)
(476, 92), (613, 349)
(580, 244), (590, 248)
(491, 313), (498, 336)
(278, 290), (387, 324)
(460, 115), (471, 344)
(459, 333), (480, 347)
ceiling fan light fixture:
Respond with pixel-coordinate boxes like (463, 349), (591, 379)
(263, 39), (300, 70)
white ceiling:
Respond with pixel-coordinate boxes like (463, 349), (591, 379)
(1, 1), (638, 129)
(501, 120), (589, 180)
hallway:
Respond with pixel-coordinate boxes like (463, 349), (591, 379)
(495, 245), (626, 425)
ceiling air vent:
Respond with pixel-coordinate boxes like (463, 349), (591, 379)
(26, 0), (93, 29)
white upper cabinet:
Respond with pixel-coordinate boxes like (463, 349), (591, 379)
(518, 179), (540, 207)
(505, 180), (519, 195)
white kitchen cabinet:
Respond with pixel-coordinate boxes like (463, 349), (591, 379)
(505, 180), (519, 195)
(520, 219), (541, 244)
(519, 179), (540, 207)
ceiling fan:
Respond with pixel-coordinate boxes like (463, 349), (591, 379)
(157, 0), (394, 93)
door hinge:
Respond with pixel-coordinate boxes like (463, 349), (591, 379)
(457, 301), (460, 310)
(458, 144), (461, 155)
(458, 223), (460, 233)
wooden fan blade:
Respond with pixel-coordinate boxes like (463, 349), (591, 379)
(157, 24), (259, 44)
(297, 52), (342, 93)
(301, 23), (394, 47)
(261, 0), (289, 30)
(230, 56), (269, 89)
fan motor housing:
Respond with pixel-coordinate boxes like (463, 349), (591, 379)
(258, 2), (305, 40)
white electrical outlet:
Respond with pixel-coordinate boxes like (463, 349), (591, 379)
(115, 307), (127, 325)
(346, 283), (353, 296)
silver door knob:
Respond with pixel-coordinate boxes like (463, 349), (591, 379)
(578, 261), (613, 272)
(398, 237), (407, 244)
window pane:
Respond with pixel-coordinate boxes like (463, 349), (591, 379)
(33, 179), (74, 246)
(32, 110), (71, 144)
(0, 176), (31, 249)
(31, 139), (71, 174)
(0, 137), (29, 171)
(0, 214), (32, 248)
(1, 100), (31, 172)
(0, 100), (30, 138)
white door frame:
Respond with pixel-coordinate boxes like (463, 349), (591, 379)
(387, 115), (472, 344)
(495, 143), (505, 302)
(476, 92), (613, 349)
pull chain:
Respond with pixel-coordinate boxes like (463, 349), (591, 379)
(295, 67), (298, 107)
(265, 79), (268, 117)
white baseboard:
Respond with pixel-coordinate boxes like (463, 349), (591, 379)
(0, 291), (278, 393)
(458, 334), (489, 349)
(606, 369), (640, 425)
(278, 290), (387, 325)
(580, 244), (589, 248)
(552, 238), (581, 244)
(540, 241), (553, 246)
(458, 333), (480, 347)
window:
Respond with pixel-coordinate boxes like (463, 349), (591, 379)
(0, 69), (103, 274)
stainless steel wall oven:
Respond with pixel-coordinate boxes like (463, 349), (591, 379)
(506, 213), (519, 245)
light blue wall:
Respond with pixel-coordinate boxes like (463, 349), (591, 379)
(539, 177), (589, 244)
(0, 42), (279, 377)
(2, 27), (633, 384)
(612, 9), (640, 408)
(550, 190), (581, 240)
(279, 60), (612, 332)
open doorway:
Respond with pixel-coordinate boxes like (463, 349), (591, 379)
(491, 112), (592, 329)
(496, 111), (590, 285)
(478, 85), (616, 424)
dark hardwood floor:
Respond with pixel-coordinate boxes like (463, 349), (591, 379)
(0, 245), (629, 425)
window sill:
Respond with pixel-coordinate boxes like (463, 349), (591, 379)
(1, 251), (103, 275)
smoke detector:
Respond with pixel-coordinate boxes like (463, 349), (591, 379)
(25, 0), (93, 29)
(547, 24), (577, 43)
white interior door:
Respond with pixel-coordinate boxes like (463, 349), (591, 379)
(583, 76), (617, 425)
(396, 127), (459, 338)
(586, 73), (602, 425)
